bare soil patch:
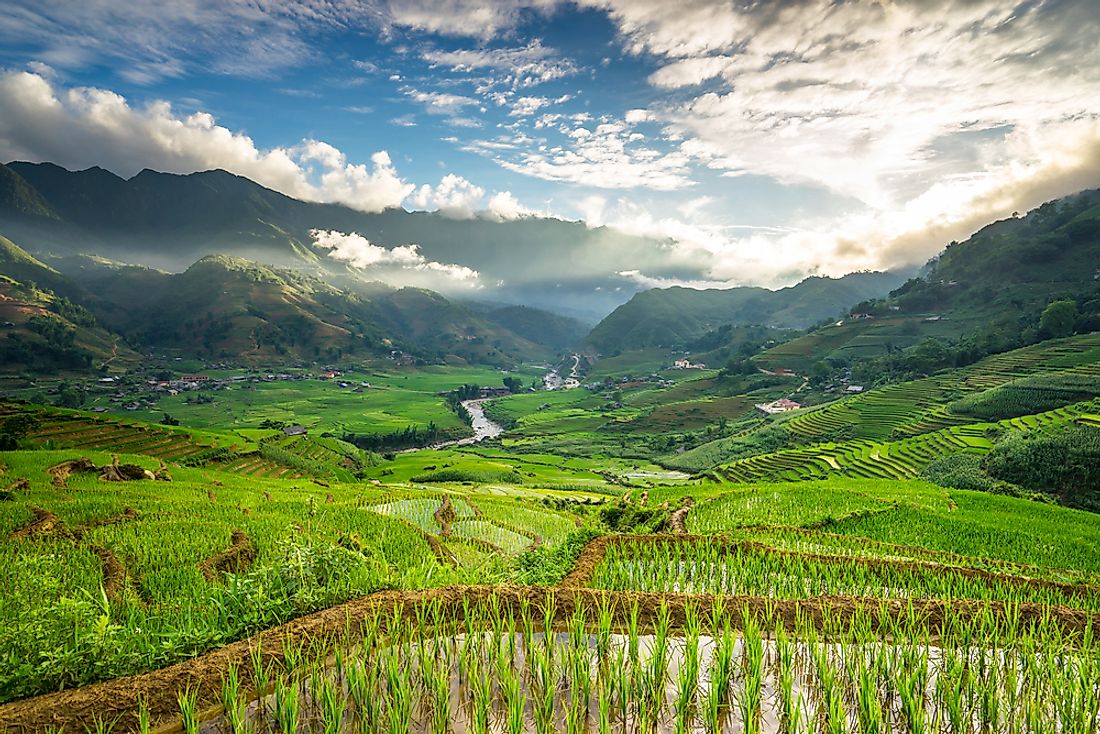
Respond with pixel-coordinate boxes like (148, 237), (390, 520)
(198, 530), (256, 581)
(8, 507), (61, 540)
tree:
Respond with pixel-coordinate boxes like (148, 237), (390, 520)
(0, 414), (39, 450)
(503, 376), (523, 393)
(55, 383), (83, 409)
(1039, 299), (1077, 339)
(161, 413), (180, 426)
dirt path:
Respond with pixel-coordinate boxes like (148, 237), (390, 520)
(434, 496), (456, 537)
(668, 497), (694, 534)
(91, 545), (135, 603)
(423, 531), (458, 566)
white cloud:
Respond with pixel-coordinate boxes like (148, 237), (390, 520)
(0, 71), (412, 212)
(487, 115), (694, 190)
(385, 0), (557, 40)
(421, 40), (577, 89)
(587, 119), (1100, 287)
(622, 0), (1100, 211)
(311, 229), (481, 290)
(616, 269), (731, 290)
(485, 191), (534, 221)
(408, 174), (486, 218)
(404, 89), (481, 116)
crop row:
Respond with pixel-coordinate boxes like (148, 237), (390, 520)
(588, 537), (1100, 610)
(718, 403), (1082, 484)
(783, 334), (1100, 445)
(48, 589), (1100, 734)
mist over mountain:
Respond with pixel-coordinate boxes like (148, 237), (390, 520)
(0, 161), (706, 322)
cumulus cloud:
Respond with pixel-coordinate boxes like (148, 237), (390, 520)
(311, 229), (481, 290)
(624, 0), (1100, 209)
(408, 174), (486, 219)
(485, 191), (534, 221)
(0, 71), (413, 212)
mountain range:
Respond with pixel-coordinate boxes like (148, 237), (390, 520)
(4, 160), (1097, 375)
(0, 161), (691, 322)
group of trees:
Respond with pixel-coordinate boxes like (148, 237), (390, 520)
(343, 422), (444, 452)
(923, 425), (1100, 512)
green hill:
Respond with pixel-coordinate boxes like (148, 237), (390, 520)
(586, 271), (905, 354)
(48, 253), (550, 366)
(0, 236), (136, 372)
(470, 303), (589, 353)
(756, 189), (1100, 374)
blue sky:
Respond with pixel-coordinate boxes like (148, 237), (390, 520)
(0, 0), (1098, 287)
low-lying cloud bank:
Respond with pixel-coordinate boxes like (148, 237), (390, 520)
(310, 229), (481, 292)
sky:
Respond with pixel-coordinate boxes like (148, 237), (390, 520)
(0, 0), (1099, 289)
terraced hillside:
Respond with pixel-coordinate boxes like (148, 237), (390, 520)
(780, 333), (1100, 445)
(714, 400), (1095, 483)
(3, 455), (1100, 731)
(1, 402), (304, 479)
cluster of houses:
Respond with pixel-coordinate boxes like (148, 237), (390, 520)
(673, 358), (707, 370)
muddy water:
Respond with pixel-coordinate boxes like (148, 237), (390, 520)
(195, 632), (976, 734)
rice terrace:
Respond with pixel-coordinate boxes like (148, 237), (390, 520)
(3, 0), (1100, 732)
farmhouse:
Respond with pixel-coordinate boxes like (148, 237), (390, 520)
(755, 398), (802, 414)
(673, 358), (707, 369)
(180, 374), (208, 383)
(282, 425), (308, 436)
(846, 385), (865, 393)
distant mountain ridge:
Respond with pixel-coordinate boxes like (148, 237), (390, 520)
(0, 235), (586, 370)
(0, 161), (684, 321)
(586, 271), (908, 353)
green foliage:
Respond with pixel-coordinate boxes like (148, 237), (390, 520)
(984, 425), (1100, 511)
(664, 424), (789, 472)
(0, 414), (38, 451)
(410, 468), (525, 484)
(1040, 299), (1078, 339)
(920, 453), (994, 492)
(950, 373), (1100, 421)
(598, 503), (667, 533)
(512, 528), (599, 585)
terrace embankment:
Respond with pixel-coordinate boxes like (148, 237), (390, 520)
(7, 507), (60, 540)
(667, 496), (694, 533)
(434, 496), (456, 537)
(738, 523), (1100, 584)
(198, 530), (256, 581)
(2, 584), (1098, 733)
(91, 545), (137, 603)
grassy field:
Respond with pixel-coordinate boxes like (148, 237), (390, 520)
(78, 364), (543, 437)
